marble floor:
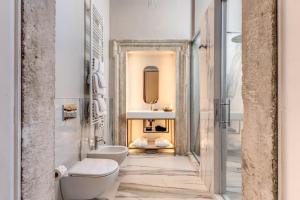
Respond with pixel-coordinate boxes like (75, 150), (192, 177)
(102, 154), (213, 200)
(224, 131), (242, 200)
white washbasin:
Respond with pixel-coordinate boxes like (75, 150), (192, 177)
(127, 110), (176, 119)
(87, 145), (128, 165)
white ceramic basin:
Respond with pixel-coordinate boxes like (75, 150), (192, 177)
(87, 145), (128, 165)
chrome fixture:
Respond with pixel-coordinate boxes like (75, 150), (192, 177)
(95, 136), (106, 149)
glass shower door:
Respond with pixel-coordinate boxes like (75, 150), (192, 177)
(221, 0), (243, 199)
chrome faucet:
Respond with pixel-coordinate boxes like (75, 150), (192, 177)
(95, 136), (106, 149)
(150, 98), (158, 111)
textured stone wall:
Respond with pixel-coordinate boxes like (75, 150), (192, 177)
(21, 0), (56, 199)
(242, 0), (278, 199)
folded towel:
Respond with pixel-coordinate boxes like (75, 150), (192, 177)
(95, 72), (106, 88)
(131, 138), (148, 148)
(155, 138), (171, 147)
(92, 98), (107, 119)
(96, 97), (106, 112)
(92, 72), (106, 94)
(92, 100), (101, 119)
(92, 73), (101, 94)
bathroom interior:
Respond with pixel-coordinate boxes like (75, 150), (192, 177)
(54, 0), (242, 199)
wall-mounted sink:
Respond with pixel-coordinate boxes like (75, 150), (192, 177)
(126, 110), (176, 119)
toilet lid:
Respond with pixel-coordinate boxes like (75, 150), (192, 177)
(68, 158), (119, 177)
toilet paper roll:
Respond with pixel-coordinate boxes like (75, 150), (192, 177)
(55, 165), (67, 180)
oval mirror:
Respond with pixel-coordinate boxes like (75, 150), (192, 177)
(143, 66), (159, 104)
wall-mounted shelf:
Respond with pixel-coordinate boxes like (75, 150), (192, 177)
(126, 118), (176, 154)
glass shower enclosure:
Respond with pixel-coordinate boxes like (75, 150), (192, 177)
(221, 0), (243, 199)
(190, 0), (242, 199)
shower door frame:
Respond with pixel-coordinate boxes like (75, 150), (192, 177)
(112, 40), (191, 155)
(220, 0), (228, 194)
(190, 31), (201, 163)
(220, 0), (243, 197)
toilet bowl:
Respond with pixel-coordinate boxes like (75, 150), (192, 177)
(60, 158), (119, 200)
(88, 145), (128, 165)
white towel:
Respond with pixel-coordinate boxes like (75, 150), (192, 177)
(92, 72), (106, 94)
(155, 138), (171, 147)
(132, 138), (148, 148)
(95, 72), (106, 88)
(92, 100), (101, 119)
(96, 97), (106, 112)
(92, 99), (107, 119)
(92, 73), (101, 94)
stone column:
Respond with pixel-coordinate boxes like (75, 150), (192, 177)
(242, 0), (278, 199)
(21, 0), (55, 199)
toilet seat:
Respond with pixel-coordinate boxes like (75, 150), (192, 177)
(68, 158), (119, 177)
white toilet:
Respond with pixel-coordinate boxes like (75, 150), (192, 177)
(60, 158), (119, 200)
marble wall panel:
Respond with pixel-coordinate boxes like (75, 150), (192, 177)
(199, 1), (218, 193)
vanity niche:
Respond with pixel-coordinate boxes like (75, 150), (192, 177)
(125, 51), (176, 153)
(113, 41), (190, 155)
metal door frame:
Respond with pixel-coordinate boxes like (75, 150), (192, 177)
(220, 0), (228, 195)
(190, 31), (201, 163)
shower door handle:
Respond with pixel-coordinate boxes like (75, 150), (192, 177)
(199, 44), (208, 49)
(220, 99), (231, 127)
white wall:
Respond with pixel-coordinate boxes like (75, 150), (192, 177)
(280, 0), (300, 199)
(0, 0), (16, 199)
(55, 0), (85, 98)
(110, 0), (192, 40)
(226, 0), (242, 33)
(126, 51), (176, 111)
(194, 0), (211, 36)
(55, 0), (110, 98)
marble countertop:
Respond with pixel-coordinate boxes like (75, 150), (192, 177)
(127, 110), (176, 119)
